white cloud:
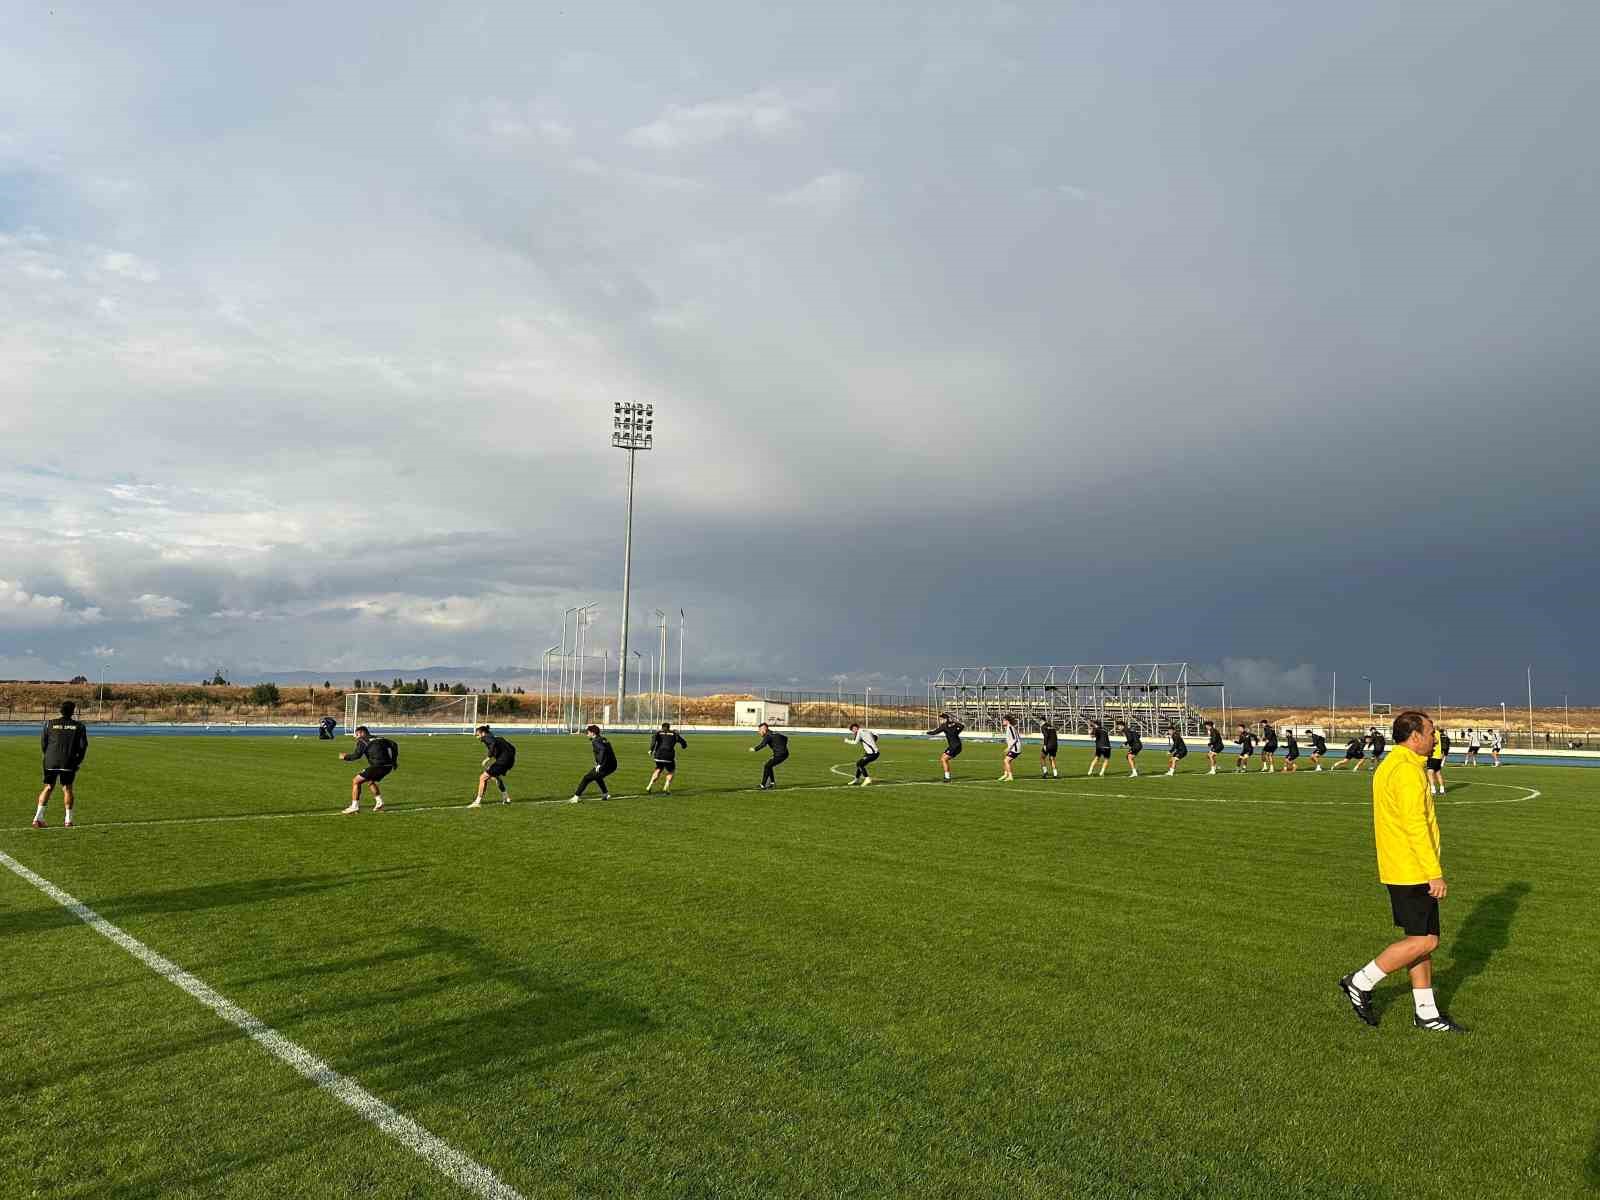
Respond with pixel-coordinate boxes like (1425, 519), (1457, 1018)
(772, 170), (861, 218)
(624, 87), (833, 151)
(133, 594), (190, 620)
(91, 645), (117, 657)
(0, 579), (103, 628)
(99, 251), (161, 282)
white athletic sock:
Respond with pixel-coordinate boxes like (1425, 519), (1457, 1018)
(943, 771), (950, 780)
(34, 804), (46, 821)
(1129, 769), (1138, 777)
(63, 809), (73, 826)
(1353, 960), (1387, 991)
(1413, 987), (1439, 1020)
(1051, 769), (1057, 777)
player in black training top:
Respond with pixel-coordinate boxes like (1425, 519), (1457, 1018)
(339, 725), (397, 813)
(646, 722), (688, 793)
(927, 714), (964, 781)
(1259, 721), (1279, 773)
(1165, 726), (1188, 776)
(1040, 719), (1059, 779)
(1204, 721), (1224, 774)
(470, 724), (516, 807)
(1117, 722), (1144, 777)
(1364, 726), (1386, 770)
(1283, 728), (1300, 773)
(572, 725), (618, 801)
(1087, 720), (1112, 776)
(1234, 726), (1256, 772)
(34, 700), (89, 829)
(749, 722), (789, 790)
(318, 715), (338, 740)
(1330, 734), (1365, 770)
(1308, 729), (1328, 771)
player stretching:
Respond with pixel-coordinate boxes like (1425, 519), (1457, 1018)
(927, 713), (964, 781)
(572, 724), (618, 801)
(1489, 728), (1503, 766)
(1040, 719), (1059, 778)
(1283, 729), (1300, 773)
(1331, 733), (1364, 770)
(339, 726), (396, 813)
(999, 715), (1022, 781)
(1364, 726), (1387, 769)
(1234, 725), (1256, 772)
(845, 722), (879, 786)
(749, 722), (789, 790)
(1308, 729), (1328, 770)
(646, 722), (688, 793)
(1118, 722), (1143, 777)
(1205, 722), (1224, 774)
(1087, 720), (1112, 776)
(469, 724), (515, 807)
(34, 701), (88, 829)
(1259, 721), (1279, 772)
(1164, 726), (1188, 776)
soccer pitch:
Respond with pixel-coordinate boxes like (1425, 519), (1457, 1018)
(4, 732), (1598, 1199)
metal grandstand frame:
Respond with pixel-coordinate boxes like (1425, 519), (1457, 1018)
(927, 664), (1223, 737)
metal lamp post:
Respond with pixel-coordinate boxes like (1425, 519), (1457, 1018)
(612, 402), (654, 726)
(1362, 675), (1372, 718)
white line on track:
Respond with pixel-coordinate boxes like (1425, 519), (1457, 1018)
(0, 848), (525, 1200)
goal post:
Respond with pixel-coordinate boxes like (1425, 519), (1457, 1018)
(343, 692), (481, 734)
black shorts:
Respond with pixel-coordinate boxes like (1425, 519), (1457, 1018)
(42, 768), (78, 786)
(1126, 746), (1141, 757)
(1424, 757), (1442, 772)
(1094, 747), (1111, 759)
(1171, 746), (1188, 759)
(1208, 743), (1223, 755)
(944, 743), (962, 759)
(358, 764), (394, 783)
(486, 759), (514, 778)
(1005, 749), (1020, 759)
(652, 758), (677, 771)
(1387, 883), (1441, 937)
(1263, 745), (1277, 756)
(1285, 749), (1299, 760)
(1345, 749), (1363, 760)
(1041, 744), (1058, 757)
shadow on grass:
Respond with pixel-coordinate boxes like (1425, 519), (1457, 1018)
(0, 865), (423, 939)
(1434, 880), (1531, 1011)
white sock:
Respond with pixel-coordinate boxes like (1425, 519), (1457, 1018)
(1130, 769), (1138, 777)
(943, 771), (950, 780)
(63, 810), (73, 826)
(1051, 769), (1057, 777)
(1353, 960), (1386, 991)
(34, 804), (46, 821)
(1413, 986), (1439, 1020)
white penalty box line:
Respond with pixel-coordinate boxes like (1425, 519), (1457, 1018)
(0, 848), (525, 1200)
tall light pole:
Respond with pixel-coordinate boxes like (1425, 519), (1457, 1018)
(677, 609), (685, 724)
(1362, 675), (1372, 717)
(613, 402), (654, 726)
(631, 651), (644, 723)
(654, 609), (668, 726)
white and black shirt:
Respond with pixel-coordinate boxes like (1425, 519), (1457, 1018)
(846, 728), (880, 755)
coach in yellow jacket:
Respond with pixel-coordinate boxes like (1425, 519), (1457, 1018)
(1337, 709), (1466, 1033)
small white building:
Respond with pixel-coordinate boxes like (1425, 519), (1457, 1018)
(734, 700), (790, 727)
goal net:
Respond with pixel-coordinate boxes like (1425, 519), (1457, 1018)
(343, 692), (481, 734)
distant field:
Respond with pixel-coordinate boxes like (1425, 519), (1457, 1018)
(4, 732), (1598, 1199)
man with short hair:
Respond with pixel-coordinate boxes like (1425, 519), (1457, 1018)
(749, 722), (789, 790)
(1118, 722), (1143, 777)
(1164, 725), (1188, 776)
(572, 725), (617, 801)
(1234, 725), (1256, 772)
(1087, 720), (1112, 777)
(469, 724), (515, 807)
(1465, 728), (1480, 765)
(844, 722), (879, 786)
(1339, 710), (1466, 1033)
(1424, 725), (1446, 797)
(1363, 725), (1387, 770)
(1039, 719), (1059, 778)
(647, 722), (688, 793)
(34, 701), (89, 829)
(1259, 721), (1279, 773)
(317, 715), (338, 740)
(999, 715), (1022, 781)
(1308, 729), (1328, 771)
(339, 726), (396, 813)
(927, 713), (964, 782)
(1283, 728), (1301, 773)
(1204, 721), (1224, 775)
(1489, 728), (1503, 766)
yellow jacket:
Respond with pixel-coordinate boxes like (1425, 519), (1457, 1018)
(1373, 743), (1441, 884)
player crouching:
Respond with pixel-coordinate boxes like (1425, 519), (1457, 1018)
(339, 726), (398, 812)
(470, 724), (516, 807)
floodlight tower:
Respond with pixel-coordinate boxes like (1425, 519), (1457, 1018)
(612, 401), (654, 726)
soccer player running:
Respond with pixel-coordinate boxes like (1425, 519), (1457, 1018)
(339, 726), (396, 813)
(844, 722), (880, 786)
(749, 722), (789, 790)
(34, 701), (88, 829)
(1331, 733), (1365, 771)
(1308, 729), (1328, 771)
(572, 724), (618, 801)
(469, 724), (515, 807)
(646, 722), (688, 793)
(1118, 722), (1143, 777)
(1164, 726), (1188, 776)
(1283, 728), (1300, 773)
(1204, 721), (1224, 774)
(999, 715), (1022, 781)
(1259, 720), (1279, 772)
(1363, 725), (1387, 770)
(1234, 725), (1256, 772)
(1087, 720), (1112, 776)
(1040, 719), (1059, 778)
(927, 713), (964, 782)
(1424, 725), (1447, 797)
(1338, 709), (1466, 1033)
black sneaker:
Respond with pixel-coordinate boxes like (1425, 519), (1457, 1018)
(1338, 974), (1379, 1027)
(1413, 1012), (1468, 1034)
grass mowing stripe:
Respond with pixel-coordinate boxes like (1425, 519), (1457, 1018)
(0, 847), (527, 1200)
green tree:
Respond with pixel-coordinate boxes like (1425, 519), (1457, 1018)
(250, 682), (281, 707)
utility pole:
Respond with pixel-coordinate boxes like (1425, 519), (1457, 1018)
(612, 403), (654, 726)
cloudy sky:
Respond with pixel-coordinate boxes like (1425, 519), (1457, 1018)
(2, 0), (1596, 704)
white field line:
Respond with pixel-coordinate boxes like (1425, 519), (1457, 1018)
(0, 848), (525, 1200)
(3, 773), (1540, 839)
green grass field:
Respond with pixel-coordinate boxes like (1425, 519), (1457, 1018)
(3, 730), (1598, 1199)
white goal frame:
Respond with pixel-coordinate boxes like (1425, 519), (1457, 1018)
(343, 692), (481, 734)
